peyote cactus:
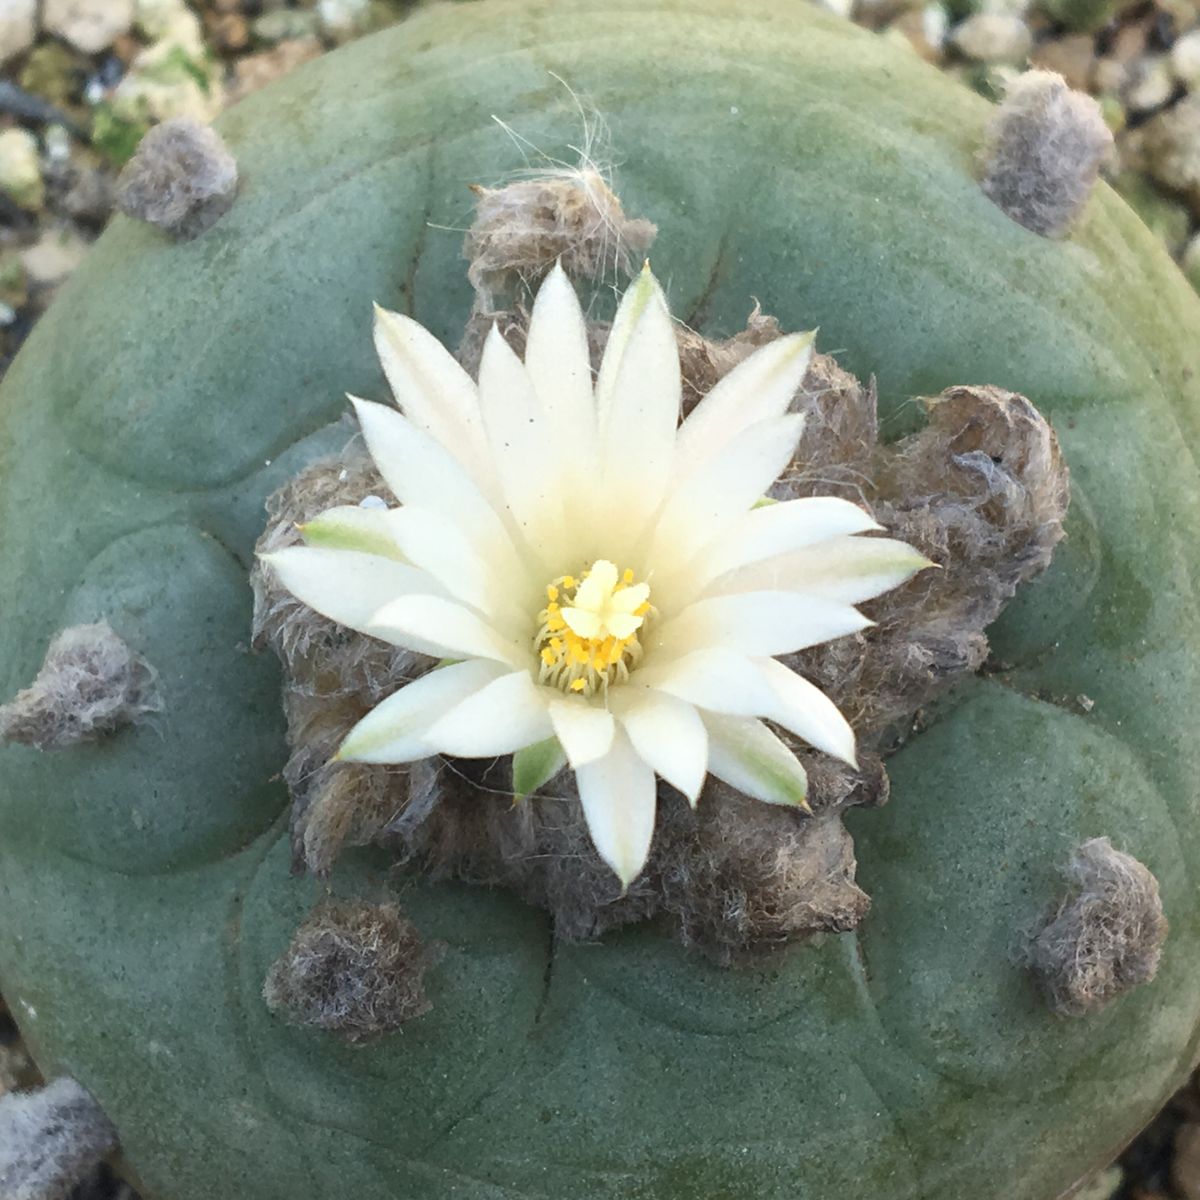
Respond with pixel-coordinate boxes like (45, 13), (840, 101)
(1, 3), (1200, 1200)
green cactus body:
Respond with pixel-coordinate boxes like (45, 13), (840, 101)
(1, 3), (1199, 1198)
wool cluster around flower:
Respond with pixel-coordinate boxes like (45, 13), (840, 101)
(262, 263), (931, 886)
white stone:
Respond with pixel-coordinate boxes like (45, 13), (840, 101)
(0, 128), (43, 211)
(0, 0), (36, 65)
(43, 0), (134, 53)
(951, 13), (1032, 64)
(21, 230), (89, 287)
(1171, 29), (1200, 91)
(1125, 56), (1174, 114)
(814, 0), (856, 19)
(317, 0), (371, 40)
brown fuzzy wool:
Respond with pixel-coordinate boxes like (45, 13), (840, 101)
(251, 173), (1069, 960)
(251, 438), (436, 873)
(0, 623), (160, 751)
(980, 70), (1113, 238)
(116, 118), (238, 241)
(464, 169), (656, 313)
(1026, 838), (1168, 1016)
(0, 1078), (118, 1200)
(262, 900), (443, 1042)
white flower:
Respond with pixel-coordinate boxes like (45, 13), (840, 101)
(262, 264), (931, 887)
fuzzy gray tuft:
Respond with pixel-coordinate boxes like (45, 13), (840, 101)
(464, 168), (655, 313)
(263, 900), (444, 1041)
(0, 1078), (118, 1200)
(116, 118), (238, 240)
(0, 623), (160, 751)
(1026, 837), (1168, 1016)
(250, 438), (435, 874)
(980, 70), (1113, 238)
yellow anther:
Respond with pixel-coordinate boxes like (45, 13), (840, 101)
(534, 561), (654, 696)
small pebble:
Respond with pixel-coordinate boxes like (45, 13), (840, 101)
(1030, 34), (1097, 91)
(1124, 55), (1175, 114)
(1142, 95), (1200, 215)
(317, 0), (374, 42)
(43, 0), (136, 55)
(1174, 1122), (1200, 1200)
(0, 0), (36, 66)
(229, 37), (324, 105)
(951, 13), (1032, 64)
(20, 230), (90, 288)
(0, 129), (44, 212)
(1171, 29), (1200, 90)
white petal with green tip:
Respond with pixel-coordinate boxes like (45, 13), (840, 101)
(260, 547), (442, 645)
(424, 670), (553, 757)
(704, 714), (811, 810)
(512, 737), (568, 799)
(299, 505), (403, 559)
(337, 660), (503, 764)
(712, 536), (934, 604)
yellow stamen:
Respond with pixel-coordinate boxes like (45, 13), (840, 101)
(533, 561), (655, 697)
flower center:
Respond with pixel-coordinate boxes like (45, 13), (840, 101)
(534, 559), (652, 696)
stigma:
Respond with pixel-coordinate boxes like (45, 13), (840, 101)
(534, 560), (651, 697)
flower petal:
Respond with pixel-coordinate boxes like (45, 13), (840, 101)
(703, 714), (811, 810)
(594, 265), (680, 523)
(697, 496), (882, 584)
(373, 304), (491, 478)
(710, 537), (935, 604)
(336, 660), (503, 763)
(575, 728), (658, 887)
(755, 657), (857, 768)
(369, 595), (526, 666)
(423, 670), (553, 757)
(260, 547), (442, 646)
(615, 689), (708, 804)
(653, 590), (872, 658)
(548, 698), (615, 768)
(349, 397), (517, 564)
(524, 262), (597, 456)
(512, 737), (568, 799)
(635, 647), (778, 716)
(298, 505), (403, 559)
(649, 415), (806, 593)
(478, 326), (566, 564)
(385, 506), (527, 634)
(674, 330), (815, 482)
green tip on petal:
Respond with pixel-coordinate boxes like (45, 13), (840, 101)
(512, 737), (567, 801)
